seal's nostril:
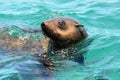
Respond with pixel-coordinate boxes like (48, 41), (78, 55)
(41, 22), (45, 27)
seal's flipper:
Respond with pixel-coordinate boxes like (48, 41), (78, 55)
(73, 56), (84, 64)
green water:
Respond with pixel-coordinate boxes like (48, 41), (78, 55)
(0, 0), (120, 80)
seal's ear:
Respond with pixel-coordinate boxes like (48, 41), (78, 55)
(75, 24), (88, 38)
(75, 24), (84, 28)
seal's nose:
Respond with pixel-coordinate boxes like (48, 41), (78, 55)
(41, 22), (45, 27)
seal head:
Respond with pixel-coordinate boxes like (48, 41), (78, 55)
(41, 18), (88, 47)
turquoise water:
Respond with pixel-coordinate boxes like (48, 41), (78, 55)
(0, 0), (120, 80)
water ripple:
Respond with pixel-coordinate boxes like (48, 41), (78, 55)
(0, 0), (120, 80)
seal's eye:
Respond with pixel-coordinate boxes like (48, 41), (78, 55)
(58, 20), (67, 30)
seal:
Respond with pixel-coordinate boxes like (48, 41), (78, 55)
(39, 18), (88, 68)
(0, 18), (89, 69)
(0, 18), (88, 51)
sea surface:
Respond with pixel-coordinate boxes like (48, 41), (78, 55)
(0, 0), (120, 80)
